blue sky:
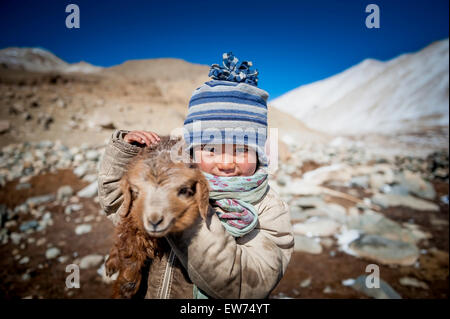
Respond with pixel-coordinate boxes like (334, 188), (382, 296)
(0, 0), (448, 99)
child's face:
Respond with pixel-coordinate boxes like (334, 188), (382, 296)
(193, 144), (257, 176)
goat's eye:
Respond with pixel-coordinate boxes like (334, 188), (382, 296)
(178, 186), (195, 197)
(130, 187), (139, 199)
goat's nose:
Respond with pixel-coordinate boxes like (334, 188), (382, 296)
(148, 214), (164, 229)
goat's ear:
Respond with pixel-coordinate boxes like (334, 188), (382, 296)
(118, 177), (132, 218)
(195, 176), (209, 220)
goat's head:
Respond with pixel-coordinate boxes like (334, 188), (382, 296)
(118, 137), (209, 237)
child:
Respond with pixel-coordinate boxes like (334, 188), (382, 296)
(98, 52), (294, 299)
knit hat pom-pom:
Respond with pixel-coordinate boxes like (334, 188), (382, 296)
(208, 52), (259, 86)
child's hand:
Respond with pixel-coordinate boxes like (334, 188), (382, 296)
(124, 130), (161, 147)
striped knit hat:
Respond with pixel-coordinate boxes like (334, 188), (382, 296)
(183, 52), (269, 167)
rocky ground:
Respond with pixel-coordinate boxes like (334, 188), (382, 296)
(0, 137), (447, 299)
(270, 142), (449, 299)
(0, 58), (448, 299)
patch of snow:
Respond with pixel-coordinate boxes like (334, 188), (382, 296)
(271, 39), (449, 136)
(335, 228), (360, 256)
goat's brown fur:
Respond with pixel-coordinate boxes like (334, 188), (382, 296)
(105, 136), (209, 298)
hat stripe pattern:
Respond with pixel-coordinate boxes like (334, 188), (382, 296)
(189, 91), (267, 109)
(203, 80), (239, 87)
(187, 102), (266, 116)
(188, 109), (267, 121)
(185, 116), (266, 126)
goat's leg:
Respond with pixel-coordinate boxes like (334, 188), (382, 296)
(112, 271), (140, 299)
(112, 255), (148, 298)
(112, 227), (152, 298)
(105, 246), (120, 277)
(112, 270), (141, 298)
(109, 216), (159, 298)
(111, 273), (125, 298)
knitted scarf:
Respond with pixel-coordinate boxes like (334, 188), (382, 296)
(193, 168), (269, 299)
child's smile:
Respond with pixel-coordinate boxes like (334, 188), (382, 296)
(193, 144), (258, 177)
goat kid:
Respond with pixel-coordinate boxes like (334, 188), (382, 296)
(105, 136), (209, 298)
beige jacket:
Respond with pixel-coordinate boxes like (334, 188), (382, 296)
(97, 129), (294, 299)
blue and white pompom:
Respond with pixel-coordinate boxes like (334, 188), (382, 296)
(208, 52), (259, 86)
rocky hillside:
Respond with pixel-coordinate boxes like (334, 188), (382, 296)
(270, 38), (449, 137)
(0, 47), (101, 74)
(0, 47), (324, 149)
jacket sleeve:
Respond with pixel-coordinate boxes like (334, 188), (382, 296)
(166, 189), (294, 299)
(97, 129), (143, 225)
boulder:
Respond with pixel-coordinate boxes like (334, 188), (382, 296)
(9, 102), (25, 114)
(55, 98), (65, 108)
(85, 150), (100, 161)
(79, 254), (104, 269)
(351, 275), (401, 299)
(347, 209), (417, 244)
(396, 171), (436, 200)
(57, 185), (74, 202)
(10, 232), (23, 245)
(290, 196), (325, 209)
(299, 277), (312, 288)
(75, 224), (92, 235)
(371, 194), (439, 211)
(26, 194), (56, 207)
(0, 120), (10, 134)
(73, 162), (89, 178)
(293, 235), (323, 254)
(293, 217), (341, 237)
(349, 234), (419, 266)
(45, 247), (61, 259)
(399, 277), (429, 289)
(381, 184), (409, 196)
(350, 175), (369, 189)
(280, 179), (323, 196)
(321, 203), (348, 224)
(77, 182), (98, 198)
(19, 220), (39, 232)
(302, 164), (352, 186)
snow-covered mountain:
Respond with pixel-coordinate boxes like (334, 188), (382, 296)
(0, 47), (101, 73)
(270, 38), (449, 136)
